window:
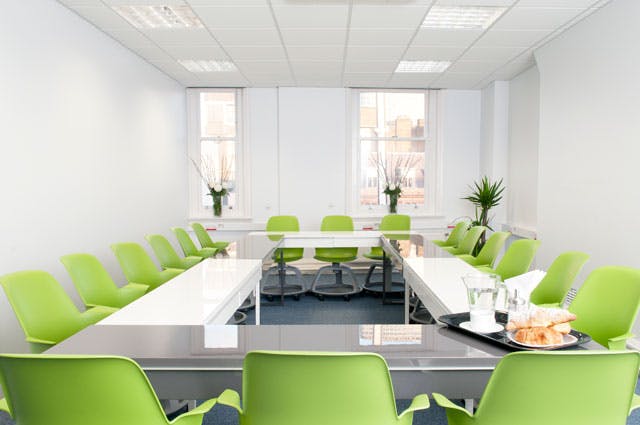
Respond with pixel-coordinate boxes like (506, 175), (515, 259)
(187, 88), (247, 218)
(350, 89), (440, 215)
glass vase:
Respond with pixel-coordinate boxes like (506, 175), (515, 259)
(212, 192), (222, 217)
(388, 193), (398, 214)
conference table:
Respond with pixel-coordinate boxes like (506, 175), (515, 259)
(47, 231), (601, 400)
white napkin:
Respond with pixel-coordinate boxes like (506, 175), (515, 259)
(504, 269), (546, 302)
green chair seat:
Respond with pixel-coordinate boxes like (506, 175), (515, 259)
(456, 231), (510, 268)
(434, 351), (640, 425)
(314, 250), (358, 263)
(111, 242), (182, 291)
(146, 234), (203, 271)
(432, 221), (468, 248)
(60, 253), (149, 309)
(441, 226), (486, 255)
(217, 351), (430, 425)
(0, 271), (117, 353)
(569, 266), (640, 350)
(0, 354), (217, 425)
(529, 251), (589, 306)
(172, 227), (219, 259)
(192, 222), (230, 251)
(478, 238), (541, 281)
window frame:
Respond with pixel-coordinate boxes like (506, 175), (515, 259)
(187, 88), (250, 219)
(348, 88), (442, 217)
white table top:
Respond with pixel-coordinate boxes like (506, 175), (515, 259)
(99, 258), (262, 326)
(252, 231), (384, 248)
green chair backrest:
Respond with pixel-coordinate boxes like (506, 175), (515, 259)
(474, 231), (510, 267)
(241, 351), (406, 425)
(444, 221), (468, 246)
(316, 215), (357, 259)
(191, 222), (215, 248)
(60, 253), (121, 308)
(0, 271), (83, 347)
(172, 227), (199, 257)
(529, 251), (589, 306)
(570, 266), (640, 349)
(371, 214), (411, 256)
(111, 243), (164, 290)
(496, 239), (541, 280)
(0, 354), (170, 425)
(469, 351), (640, 425)
(267, 216), (303, 260)
(145, 234), (186, 270)
(456, 225), (486, 254)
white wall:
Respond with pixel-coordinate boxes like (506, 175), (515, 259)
(535, 0), (640, 273)
(0, 0), (186, 352)
(507, 66), (539, 235)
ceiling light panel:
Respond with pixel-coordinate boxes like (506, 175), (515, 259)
(422, 6), (506, 30)
(395, 61), (451, 73)
(178, 60), (237, 72)
(112, 5), (203, 29)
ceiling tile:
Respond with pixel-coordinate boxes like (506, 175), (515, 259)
(447, 60), (502, 74)
(58, 0), (104, 6)
(211, 28), (282, 45)
(129, 45), (175, 62)
(290, 61), (343, 76)
(460, 46), (522, 62)
(404, 45), (465, 61)
(141, 28), (217, 45)
(344, 61), (398, 73)
(281, 29), (346, 45)
(387, 73), (438, 88)
(161, 44), (229, 59)
(236, 61), (291, 75)
(493, 7), (584, 30)
(187, 0), (267, 4)
(475, 29), (552, 47)
(72, 5), (131, 30)
(196, 74), (249, 87)
(193, 6), (275, 29)
(515, 0), (603, 7)
(104, 29), (155, 47)
(347, 29), (414, 45)
(350, 5), (429, 29)
(434, 0), (515, 5)
(272, 5), (349, 28)
(413, 28), (482, 46)
(346, 45), (406, 62)
(343, 73), (390, 87)
(104, 0), (185, 4)
(491, 58), (536, 79)
(351, 0), (434, 4)
(431, 72), (483, 89)
(287, 45), (345, 61)
(224, 45), (287, 61)
(294, 79), (343, 87)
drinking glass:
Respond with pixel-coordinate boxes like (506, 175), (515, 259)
(462, 273), (501, 332)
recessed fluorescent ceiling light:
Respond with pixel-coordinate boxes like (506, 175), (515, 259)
(179, 60), (237, 73)
(422, 6), (506, 29)
(113, 5), (203, 29)
(395, 61), (450, 73)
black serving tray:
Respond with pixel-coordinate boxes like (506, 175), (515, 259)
(438, 311), (592, 351)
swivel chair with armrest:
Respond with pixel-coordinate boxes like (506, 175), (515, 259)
(172, 227), (219, 259)
(111, 242), (183, 291)
(432, 221), (468, 248)
(310, 215), (361, 301)
(0, 271), (117, 353)
(60, 253), (148, 309)
(456, 231), (510, 268)
(441, 226), (486, 255)
(476, 238), (541, 280)
(145, 234), (203, 271)
(529, 251), (589, 307)
(191, 222), (230, 251)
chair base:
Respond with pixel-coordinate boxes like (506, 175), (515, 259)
(237, 295), (255, 311)
(363, 263), (405, 295)
(261, 264), (307, 301)
(409, 301), (437, 324)
(227, 310), (248, 325)
(311, 263), (362, 301)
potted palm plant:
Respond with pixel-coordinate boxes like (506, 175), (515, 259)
(463, 176), (505, 248)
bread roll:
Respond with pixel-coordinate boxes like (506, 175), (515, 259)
(514, 327), (563, 345)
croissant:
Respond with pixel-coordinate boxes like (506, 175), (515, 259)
(514, 327), (563, 345)
(506, 308), (576, 331)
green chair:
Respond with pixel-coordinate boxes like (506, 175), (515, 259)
(529, 251), (589, 307)
(217, 351), (429, 425)
(172, 227), (219, 259)
(146, 234), (203, 271)
(262, 215), (306, 301)
(456, 231), (510, 268)
(191, 222), (230, 251)
(441, 226), (486, 255)
(310, 215), (361, 301)
(569, 266), (640, 350)
(364, 214), (411, 294)
(111, 242), (183, 291)
(476, 239), (541, 280)
(434, 351), (640, 425)
(60, 253), (149, 309)
(0, 354), (217, 425)
(0, 271), (117, 353)
(432, 221), (468, 248)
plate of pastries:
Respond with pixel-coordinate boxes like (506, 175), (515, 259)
(505, 308), (577, 348)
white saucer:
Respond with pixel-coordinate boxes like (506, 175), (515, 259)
(459, 321), (504, 334)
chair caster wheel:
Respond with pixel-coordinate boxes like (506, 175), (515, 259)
(343, 295), (350, 301)
(293, 295), (300, 301)
(266, 295), (274, 302)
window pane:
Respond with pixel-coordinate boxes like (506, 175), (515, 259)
(200, 92), (236, 137)
(200, 139), (236, 208)
(359, 92), (425, 138)
(360, 140), (425, 206)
